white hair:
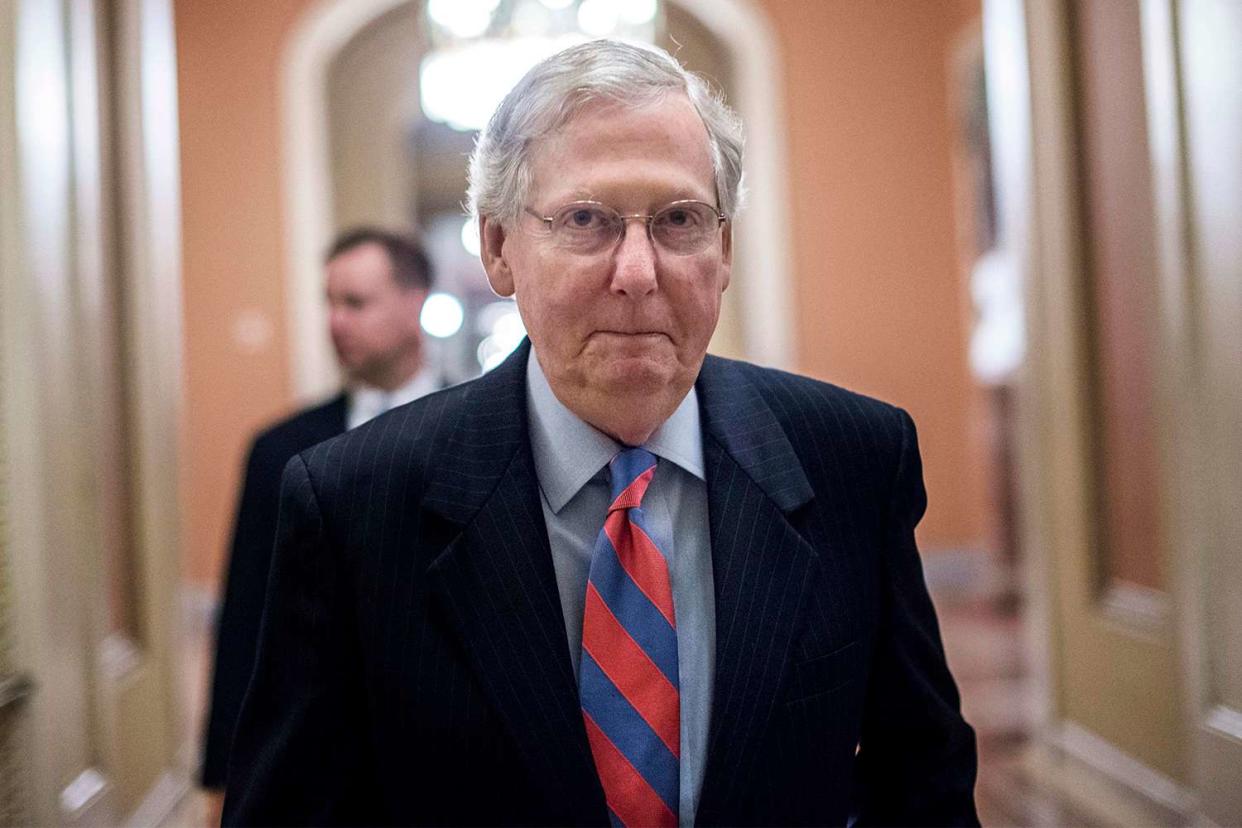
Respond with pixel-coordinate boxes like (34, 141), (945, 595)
(467, 39), (746, 227)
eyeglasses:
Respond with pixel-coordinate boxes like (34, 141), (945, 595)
(523, 200), (727, 256)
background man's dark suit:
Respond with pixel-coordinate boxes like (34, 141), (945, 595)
(200, 394), (346, 788)
(225, 341), (977, 826)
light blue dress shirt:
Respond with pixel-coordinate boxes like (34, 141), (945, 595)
(525, 353), (715, 826)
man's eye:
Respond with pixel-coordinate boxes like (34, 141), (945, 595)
(565, 208), (606, 229)
(665, 209), (691, 226)
(555, 205), (614, 233)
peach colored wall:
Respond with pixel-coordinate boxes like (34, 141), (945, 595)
(176, 0), (313, 585)
(758, 0), (986, 550)
(176, 0), (986, 590)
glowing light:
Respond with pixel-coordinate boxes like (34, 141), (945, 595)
(511, 1), (553, 36)
(620, 0), (658, 25)
(420, 35), (586, 131)
(577, 0), (621, 36)
(420, 292), (465, 338)
(476, 305), (527, 370)
(460, 216), (481, 257)
(538, 0), (575, 9)
(427, 0), (501, 39)
(491, 309), (527, 352)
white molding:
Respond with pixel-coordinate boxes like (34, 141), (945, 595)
(124, 770), (190, 828)
(981, 0), (1059, 740)
(1055, 721), (1198, 816)
(280, 0), (797, 401)
(1204, 706), (1242, 743)
(59, 768), (110, 821)
(1099, 581), (1170, 635)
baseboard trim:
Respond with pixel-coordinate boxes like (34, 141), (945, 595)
(1054, 721), (1198, 816)
(125, 770), (189, 828)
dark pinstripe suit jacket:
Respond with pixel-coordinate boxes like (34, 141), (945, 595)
(202, 393), (347, 788)
(224, 341), (977, 827)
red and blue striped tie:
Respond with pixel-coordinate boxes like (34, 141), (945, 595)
(581, 447), (679, 828)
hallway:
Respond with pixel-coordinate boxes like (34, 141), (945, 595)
(931, 566), (1193, 827)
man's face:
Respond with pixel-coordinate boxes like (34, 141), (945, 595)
(480, 93), (731, 438)
(325, 241), (426, 388)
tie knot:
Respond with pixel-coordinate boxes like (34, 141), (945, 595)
(608, 447), (657, 511)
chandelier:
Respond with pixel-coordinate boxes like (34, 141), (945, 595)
(420, 0), (662, 131)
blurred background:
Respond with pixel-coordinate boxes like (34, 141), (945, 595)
(2, 0), (1240, 824)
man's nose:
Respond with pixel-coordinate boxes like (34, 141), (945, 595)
(609, 219), (658, 296)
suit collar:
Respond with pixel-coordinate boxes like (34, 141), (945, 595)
(425, 347), (816, 524)
(695, 354), (814, 513)
(526, 351), (707, 514)
(423, 340), (531, 526)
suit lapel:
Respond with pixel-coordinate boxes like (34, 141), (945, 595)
(423, 342), (607, 825)
(693, 357), (818, 823)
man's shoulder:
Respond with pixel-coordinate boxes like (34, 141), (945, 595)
(702, 356), (916, 509)
(293, 376), (481, 487)
(250, 394), (347, 455)
(703, 354), (908, 434)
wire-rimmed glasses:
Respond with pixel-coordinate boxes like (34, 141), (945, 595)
(523, 199), (727, 256)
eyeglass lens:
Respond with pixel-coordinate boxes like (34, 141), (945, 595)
(548, 202), (721, 255)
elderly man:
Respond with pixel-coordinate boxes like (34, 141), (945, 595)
(225, 41), (977, 827)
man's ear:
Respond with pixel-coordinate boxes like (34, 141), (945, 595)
(479, 216), (515, 298)
(719, 222), (733, 292)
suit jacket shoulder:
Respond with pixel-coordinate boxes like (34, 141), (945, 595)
(699, 355), (914, 520)
(248, 393), (348, 465)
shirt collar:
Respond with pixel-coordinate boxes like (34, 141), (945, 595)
(526, 349), (705, 515)
(348, 365), (438, 428)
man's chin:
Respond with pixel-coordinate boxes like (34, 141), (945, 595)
(592, 359), (680, 394)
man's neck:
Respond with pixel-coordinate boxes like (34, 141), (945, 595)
(359, 353), (424, 392)
(535, 359), (692, 448)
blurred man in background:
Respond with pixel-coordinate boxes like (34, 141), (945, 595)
(199, 227), (436, 816)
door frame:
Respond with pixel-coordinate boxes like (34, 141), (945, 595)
(0, 0), (185, 822)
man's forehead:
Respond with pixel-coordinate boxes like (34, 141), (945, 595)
(329, 241), (390, 268)
(326, 242), (397, 290)
(539, 93), (706, 145)
(525, 94), (716, 200)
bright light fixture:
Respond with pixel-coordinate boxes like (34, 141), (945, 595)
(427, 0), (501, 39)
(460, 216), (481, 257)
(491, 308), (527, 352)
(476, 306), (527, 370)
(420, 292), (465, 338)
(420, 35), (587, 131)
(577, 0), (621, 36)
(620, 0), (658, 26)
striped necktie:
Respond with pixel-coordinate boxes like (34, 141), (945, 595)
(580, 447), (680, 827)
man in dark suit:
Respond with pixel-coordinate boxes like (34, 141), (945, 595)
(201, 228), (437, 814)
(225, 40), (976, 826)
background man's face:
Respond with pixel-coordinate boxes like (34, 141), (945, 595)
(325, 241), (426, 387)
(486, 93), (732, 418)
